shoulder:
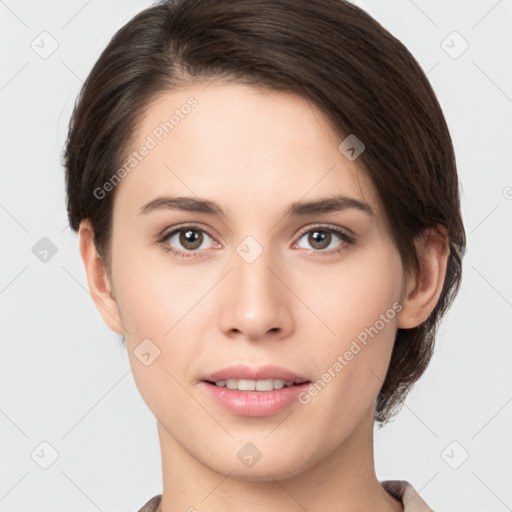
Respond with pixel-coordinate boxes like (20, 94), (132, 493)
(380, 480), (435, 512)
(136, 494), (162, 512)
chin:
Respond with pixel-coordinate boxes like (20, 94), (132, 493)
(220, 464), (302, 482)
(205, 450), (314, 483)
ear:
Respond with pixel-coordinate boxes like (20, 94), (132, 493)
(78, 219), (125, 335)
(397, 225), (450, 329)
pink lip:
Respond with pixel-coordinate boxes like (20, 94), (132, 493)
(200, 381), (311, 417)
(199, 364), (311, 417)
(201, 364), (310, 384)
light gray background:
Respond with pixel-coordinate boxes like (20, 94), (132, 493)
(1, 0), (511, 510)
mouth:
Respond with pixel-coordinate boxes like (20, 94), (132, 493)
(200, 364), (311, 390)
(203, 378), (310, 391)
(199, 364), (312, 416)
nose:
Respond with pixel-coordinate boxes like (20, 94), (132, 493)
(218, 245), (295, 342)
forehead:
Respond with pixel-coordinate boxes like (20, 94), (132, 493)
(113, 81), (379, 220)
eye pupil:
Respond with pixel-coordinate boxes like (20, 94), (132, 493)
(309, 230), (331, 250)
(180, 229), (203, 250)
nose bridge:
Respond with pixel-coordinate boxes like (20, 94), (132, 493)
(234, 235), (280, 310)
(218, 235), (293, 339)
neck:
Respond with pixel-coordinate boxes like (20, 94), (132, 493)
(157, 407), (402, 512)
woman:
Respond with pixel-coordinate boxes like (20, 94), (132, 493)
(63, 0), (465, 510)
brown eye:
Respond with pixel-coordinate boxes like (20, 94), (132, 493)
(295, 226), (353, 254)
(178, 229), (203, 250)
(162, 227), (216, 255)
(307, 230), (332, 250)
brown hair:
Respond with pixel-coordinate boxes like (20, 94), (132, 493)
(63, 0), (466, 426)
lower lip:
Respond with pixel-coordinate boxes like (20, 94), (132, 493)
(200, 381), (311, 417)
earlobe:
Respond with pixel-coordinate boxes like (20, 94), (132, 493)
(78, 220), (125, 335)
(397, 226), (450, 329)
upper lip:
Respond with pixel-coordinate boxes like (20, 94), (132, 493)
(201, 364), (310, 384)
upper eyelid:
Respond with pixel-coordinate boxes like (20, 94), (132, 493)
(295, 222), (354, 238)
(161, 223), (217, 242)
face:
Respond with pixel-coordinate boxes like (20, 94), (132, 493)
(106, 81), (407, 480)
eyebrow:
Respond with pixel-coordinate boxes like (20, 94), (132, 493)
(139, 194), (374, 217)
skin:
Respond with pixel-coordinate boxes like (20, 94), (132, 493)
(79, 81), (448, 512)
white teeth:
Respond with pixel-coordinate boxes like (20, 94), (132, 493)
(226, 379), (238, 390)
(272, 379), (285, 390)
(237, 379), (256, 391)
(214, 378), (292, 390)
(257, 379), (280, 391)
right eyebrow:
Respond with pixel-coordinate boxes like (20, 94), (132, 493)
(139, 196), (226, 217)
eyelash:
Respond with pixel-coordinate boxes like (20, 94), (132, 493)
(157, 223), (355, 259)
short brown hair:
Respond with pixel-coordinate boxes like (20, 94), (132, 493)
(63, 0), (466, 426)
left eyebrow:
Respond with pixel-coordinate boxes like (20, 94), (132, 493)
(284, 195), (373, 217)
(138, 194), (373, 217)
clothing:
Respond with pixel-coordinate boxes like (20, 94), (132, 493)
(381, 480), (434, 511)
(137, 479), (433, 511)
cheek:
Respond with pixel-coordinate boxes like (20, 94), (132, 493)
(297, 245), (403, 408)
(112, 254), (201, 417)
(110, 245), (207, 387)
(305, 245), (403, 344)
(111, 243), (195, 338)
